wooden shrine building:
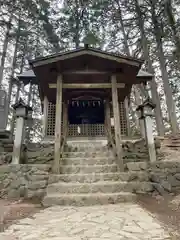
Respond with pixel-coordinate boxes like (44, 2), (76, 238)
(17, 46), (153, 172)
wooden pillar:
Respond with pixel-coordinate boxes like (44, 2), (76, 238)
(53, 74), (63, 173)
(105, 99), (111, 134)
(124, 97), (131, 136)
(111, 75), (124, 171)
(63, 101), (68, 136)
(42, 96), (48, 138)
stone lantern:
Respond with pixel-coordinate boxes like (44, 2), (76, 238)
(12, 98), (32, 164)
(136, 98), (156, 162)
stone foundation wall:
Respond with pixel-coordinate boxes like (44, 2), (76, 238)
(25, 144), (54, 164)
(25, 139), (161, 164)
(0, 139), (14, 164)
(122, 139), (149, 160)
(126, 161), (180, 194)
(0, 164), (51, 200)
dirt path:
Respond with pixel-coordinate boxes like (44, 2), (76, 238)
(0, 202), (170, 239)
(0, 199), (43, 232)
(138, 194), (180, 238)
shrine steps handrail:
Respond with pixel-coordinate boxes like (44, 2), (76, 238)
(105, 126), (117, 159)
(60, 124), (68, 159)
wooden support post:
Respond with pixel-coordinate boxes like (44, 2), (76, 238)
(111, 75), (124, 171)
(105, 100), (111, 136)
(124, 97), (131, 136)
(53, 74), (63, 173)
(42, 96), (48, 138)
(63, 101), (68, 136)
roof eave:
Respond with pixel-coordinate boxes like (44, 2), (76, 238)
(30, 48), (143, 68)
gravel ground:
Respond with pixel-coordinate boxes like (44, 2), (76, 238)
(0, 199), (43, 232)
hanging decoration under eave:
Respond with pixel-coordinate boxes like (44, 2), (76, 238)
(70, 100), (102, 107)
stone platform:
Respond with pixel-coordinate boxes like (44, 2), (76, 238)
(0, 203), (170, 239)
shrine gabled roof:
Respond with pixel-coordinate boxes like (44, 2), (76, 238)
(29, 46), (144, 68)
(17, 68), (153, 84)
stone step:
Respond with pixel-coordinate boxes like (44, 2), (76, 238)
(126, 162), (148, 171)
(165, 144), (180, 148)
(42, 192), (137, 207)
(68, 147), (108, 152)
(60, 164), (118, 174)
(61, 157), (115, 165)
(49, 171), (149, 184)
(47, 181), (153, 194)
(63, 151), (113, 157)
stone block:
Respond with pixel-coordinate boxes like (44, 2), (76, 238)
(167, 175), (180, 187)
(149, 173), (166, 183)
(19, 186), (26, 197)
(2, 178), (11, 188)
(175, 173), (180, 180)
(4, 154), (12, 163)
(31, 164), (51, 172)
(126, 162), (148, 171)
(152, 183), (166, 195)
(27, 174), (49, 181)
(8, 189), (20, 199)
(10, 178), (25, 189)
(28, 180), (47, 190)
(26, 189), (45, 199)
(0, 165), (11, 174)
(161, 181), (171, 192)
(151, 161), (180, 169)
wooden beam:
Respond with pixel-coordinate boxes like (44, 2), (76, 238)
(42, 96), (48, 138)
(49, 83), (125, 89)
(63, 70), (109, 75)
(53, 74), (63, 173)
(111, 75), (124, 171)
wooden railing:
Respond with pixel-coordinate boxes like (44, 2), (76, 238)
(105, 126), (124, 171)
(105, 126), (117, 159)
(60, 124), (68, 158)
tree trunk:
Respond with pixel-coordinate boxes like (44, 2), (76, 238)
(0, 12), (13, 86)
(10, 83), (20, 135)
(135, 0), (165, 136)
(7, 20), (21, 120)
(164, 0), (180, 60)
(113, 0), (144, 133)
(10, 41), (27, 134)
(150, 0), (179, 134)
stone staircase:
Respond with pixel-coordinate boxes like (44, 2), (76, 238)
(160, 134), (180, 150)
(43, 140), (153, 207)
